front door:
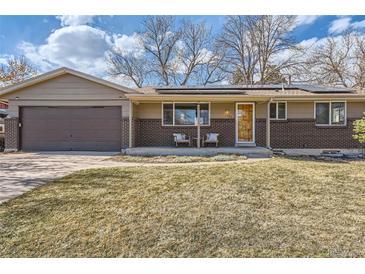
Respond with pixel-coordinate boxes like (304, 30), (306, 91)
(236, 103), (255, 144)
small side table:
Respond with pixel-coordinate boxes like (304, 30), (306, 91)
(193, 137), (203, 147)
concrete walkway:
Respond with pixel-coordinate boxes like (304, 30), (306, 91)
(0, 152), (266, 204)
(123, 146), (273, 157)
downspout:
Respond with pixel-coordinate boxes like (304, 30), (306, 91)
(266, 98), (272, 149)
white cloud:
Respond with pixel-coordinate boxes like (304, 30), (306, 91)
(19, 25), (112, 75)
(18, 42), (55, 72)
(329, 17), (352, 34)
(112, 33), (144, 58)
(351, 19), (365, 30)
(328, 17), (365, 34)
(18, 25), (149, 77)
(56, 15), (95, 26)
(0, 54), (13, 65)
(297, 37), (319, 48)
(296, 16), (320, 27)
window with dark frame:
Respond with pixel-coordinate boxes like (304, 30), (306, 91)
(315, 102), (346, 126)
(162, 103), (210, 126)
(163, 103), (173, 125)
(270, 102), (287, 120)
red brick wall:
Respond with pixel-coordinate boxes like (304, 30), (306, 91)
(121, 117), (140, 148)
(255, 119), (266, 147)
(257, 118), (361, 149)
(136, 119), (235, 147)
(121, 118), (129, 148)
(4, 117), (19, 151)
(130, 118), (362, 149)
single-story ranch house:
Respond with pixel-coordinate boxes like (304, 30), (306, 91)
(0, 67), (364, 153)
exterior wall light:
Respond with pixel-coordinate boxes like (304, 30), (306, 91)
(224, 109), (231, 117)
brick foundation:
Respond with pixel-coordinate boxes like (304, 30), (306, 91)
(133, 118), (361, 149)
(4, 117), (19, 152)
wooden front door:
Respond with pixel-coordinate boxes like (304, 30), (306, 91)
(236, 103), (255, 144)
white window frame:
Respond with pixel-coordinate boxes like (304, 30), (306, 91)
(0, 124), (4, 133)
(314, 101), (347, 126)
(270, 101), (287, 120)
(161, 102), (211, 127)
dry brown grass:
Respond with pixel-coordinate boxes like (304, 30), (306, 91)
(0, 157), (365, 257)
(111, 154), (247, 163)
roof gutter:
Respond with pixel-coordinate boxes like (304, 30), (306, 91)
(125, 93), (365, 101)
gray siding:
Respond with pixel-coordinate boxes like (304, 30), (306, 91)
(2, 74), (130, 118)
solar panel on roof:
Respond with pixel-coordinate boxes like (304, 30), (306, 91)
(154, 84), (353, 94)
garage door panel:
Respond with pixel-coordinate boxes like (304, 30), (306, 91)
(71, 130), (120, 139)
(70, 119), (119, 128)
(21, 106), (122, 151)
(23, 141), (72, 151)
(71, 141), (121, 151)
(71, 121), (121, 131)
(30, 121), (70, 132)
(23, 107), (68, 119)
(22, 127), (70, 141)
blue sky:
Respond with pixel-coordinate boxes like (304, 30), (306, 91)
(1, 15), (365, 80)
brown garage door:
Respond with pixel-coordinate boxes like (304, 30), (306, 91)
(21, 106), (122, 151)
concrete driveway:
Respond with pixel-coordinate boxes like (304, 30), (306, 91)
(0, 151), (264, 204)
(0, 152), (128, 204)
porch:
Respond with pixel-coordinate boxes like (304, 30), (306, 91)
(122, 146), (272, 158)
(128, 100), (271, 148)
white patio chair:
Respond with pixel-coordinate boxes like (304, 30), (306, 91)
(173, 133), (191, 147)
(203, 133), (219, 147)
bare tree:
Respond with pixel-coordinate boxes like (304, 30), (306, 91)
(218, 15), (299, 85)
(106, 16), (227, 87)
(0, 56), (37, 86)
(253, 16), (298, 83)
(305, 33), (354, 87)
(218, 16), (258, 84)
(106, 51), (147, 88)
(352, 35), (365, 89)
(174, 20), (226, 85)
(198, 46), (227, 85)
(175, 20), (212, 85)
(142, 16), (182, 86)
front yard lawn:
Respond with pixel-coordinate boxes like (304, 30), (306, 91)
(0, 157), (365, 257)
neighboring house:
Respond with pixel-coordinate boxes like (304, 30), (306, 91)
(0, 67), (364, 152)
(0, 107), (8, 150)
(0, 104), (8, 135)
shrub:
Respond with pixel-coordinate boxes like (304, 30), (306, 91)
(353, 113), (365, 156)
